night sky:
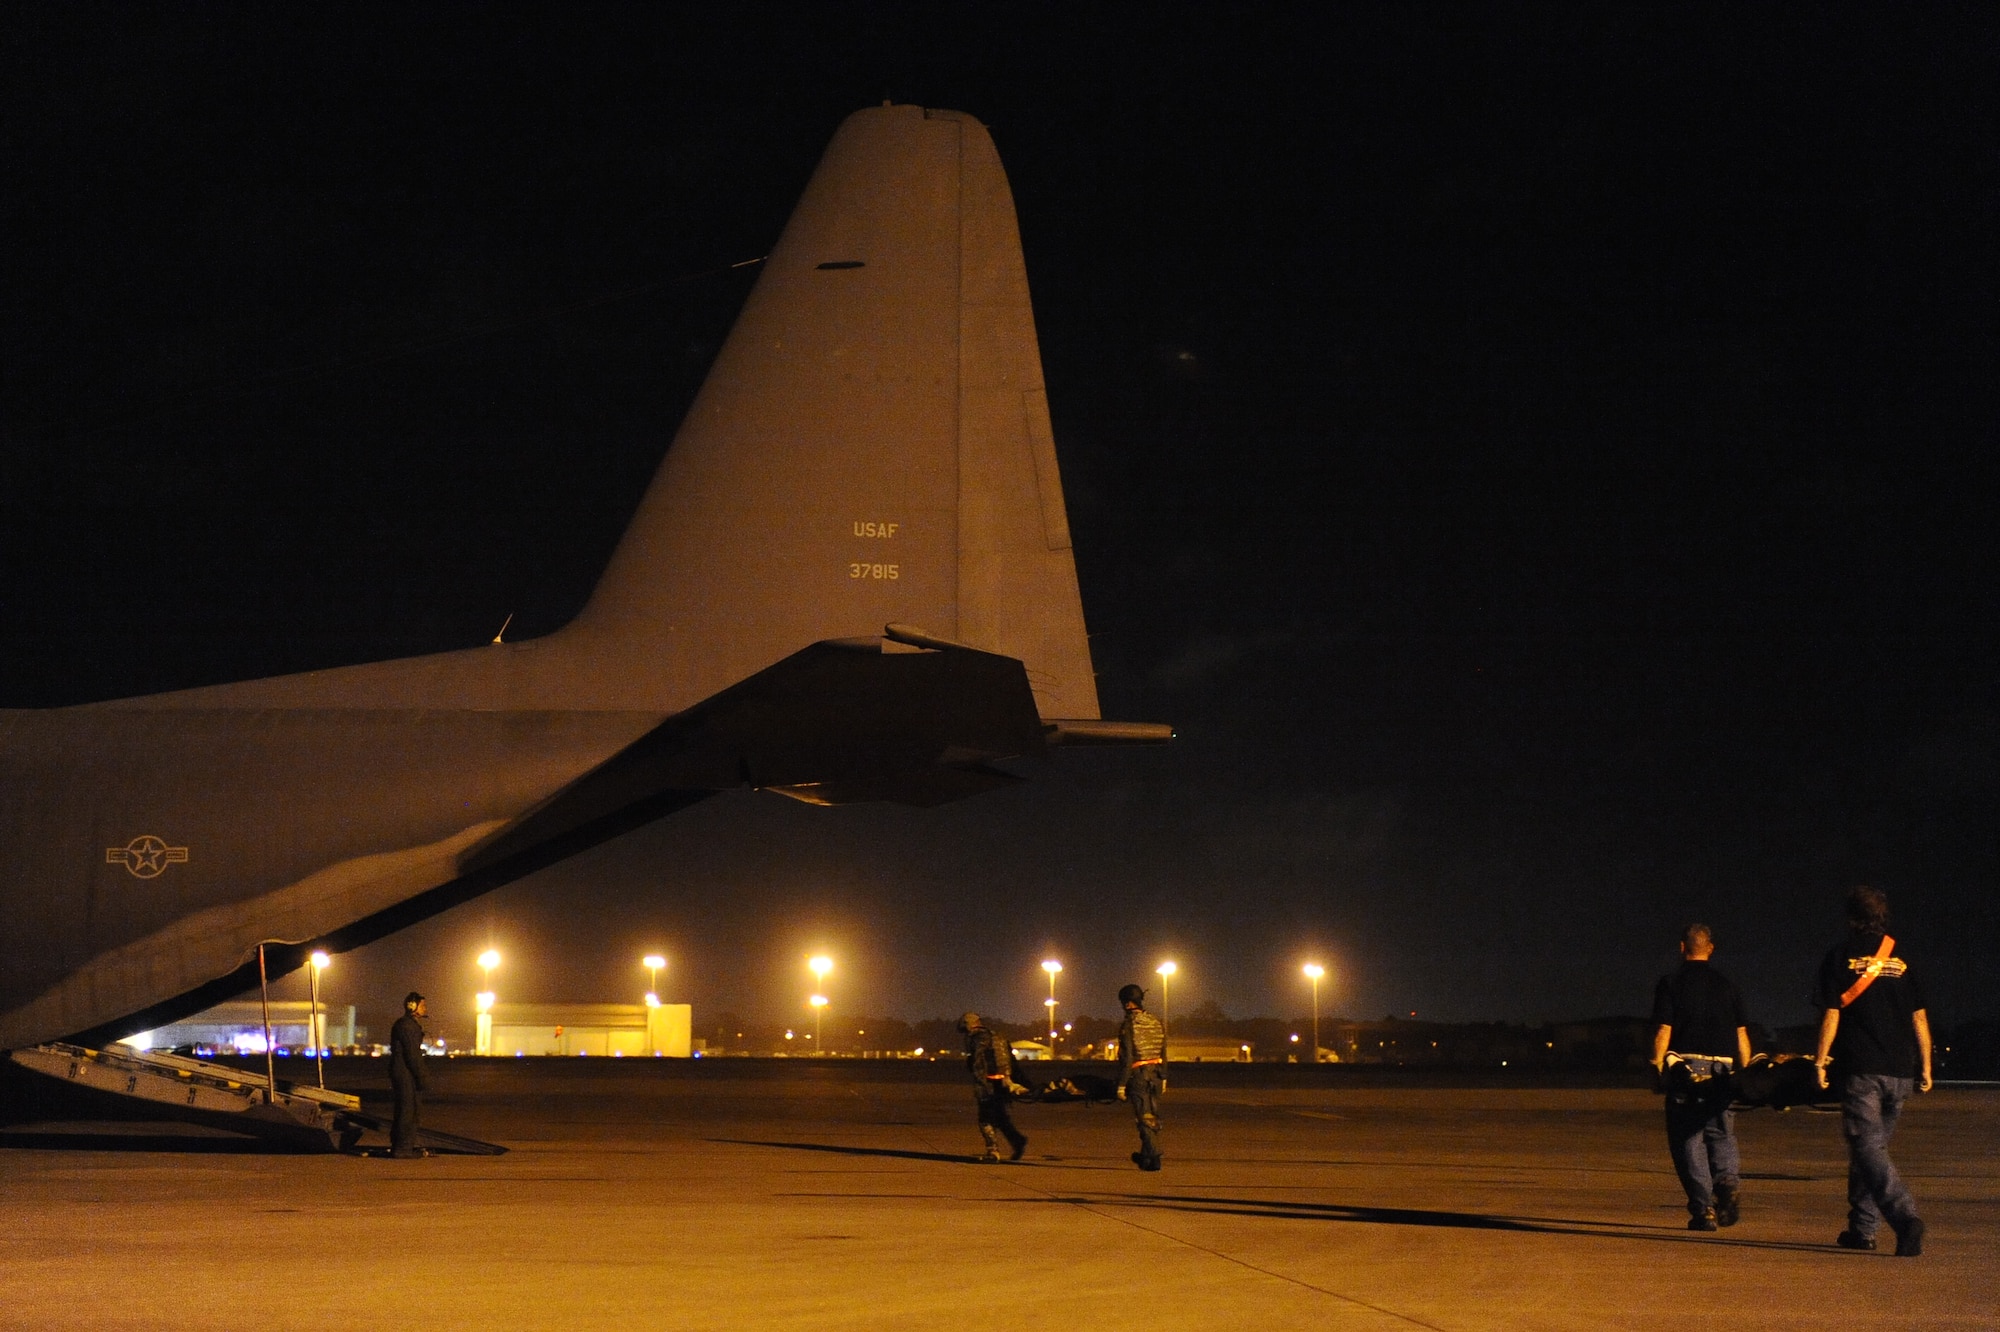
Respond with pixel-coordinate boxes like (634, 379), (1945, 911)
(5, 8), (1993, 1044)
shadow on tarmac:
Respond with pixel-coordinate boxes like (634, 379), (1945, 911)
(1072, 1193), (1846, 1252)
(0, 1126), (295, 1154)
(713, 1137), (982, 1165)
(713, 1139), (1850, 1255)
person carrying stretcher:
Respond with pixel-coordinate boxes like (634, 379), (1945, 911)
(1650, 923), (1752, 1230)
(957, 1012), (1030, 1162)
(1811, 885), (1931, 1257)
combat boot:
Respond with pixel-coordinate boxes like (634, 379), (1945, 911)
(1713, 1184), (1740, 1228)
(1688, 1209), (1718, 1232)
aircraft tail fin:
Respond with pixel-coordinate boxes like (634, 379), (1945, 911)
(563, 105), (1100, 719)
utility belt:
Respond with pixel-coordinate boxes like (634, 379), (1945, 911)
(1128, 1058), (1163, 1069)
(980, 1072), (1031, 1098)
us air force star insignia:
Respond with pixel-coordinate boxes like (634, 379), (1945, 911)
(106, 835), (190, 879)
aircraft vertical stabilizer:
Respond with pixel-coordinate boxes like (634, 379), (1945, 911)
(566, 105), (1100, 718)
(949, 113), (1100, 721)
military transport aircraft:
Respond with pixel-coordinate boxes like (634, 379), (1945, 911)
(0, 105), (1170, 1066)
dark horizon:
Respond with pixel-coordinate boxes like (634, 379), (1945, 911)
(4, 10), (1992, 1039)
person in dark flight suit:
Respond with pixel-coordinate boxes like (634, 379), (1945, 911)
(389, 991), (430, 1159)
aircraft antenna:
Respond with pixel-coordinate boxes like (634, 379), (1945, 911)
(491, 613), (514, 645)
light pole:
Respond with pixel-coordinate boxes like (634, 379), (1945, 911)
(1156, 960), (1177, 1036)
(809, 956), (832, 1053)
(1042, 959), (1062, 1056)
(643, 954), (666, 1003)
(1303, 963), (1325, 1063)
(477, 949), (500, 1056)
(307, 951), (330, 1087)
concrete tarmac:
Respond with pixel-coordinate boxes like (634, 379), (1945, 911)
(2, 1059), (1994, 1330)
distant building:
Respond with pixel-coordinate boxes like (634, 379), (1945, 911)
(1100, 1037), (1256, 1063)
(486, 1002), (691, 1057)
(123, 1000), (364, 1055)
(1320, 1016), (1648, 1068)
(1168, 1038), (1254, 1063)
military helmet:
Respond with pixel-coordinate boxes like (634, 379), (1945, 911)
(956, 1011), (982, 1033)
(1118, 983), (1145, 1007)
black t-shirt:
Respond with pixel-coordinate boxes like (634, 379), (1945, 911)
(1651, 959), (1748, 1057)
(1812, 931), (1925, 1078)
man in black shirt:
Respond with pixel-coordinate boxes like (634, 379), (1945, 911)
(1812, 885), (1931, 1257)
(1650, 923), (1751, 1230)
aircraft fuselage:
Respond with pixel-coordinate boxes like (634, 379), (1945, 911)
(0, 704), (654, 1047)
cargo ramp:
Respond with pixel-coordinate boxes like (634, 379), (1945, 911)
(7, 1042), (504, 1155)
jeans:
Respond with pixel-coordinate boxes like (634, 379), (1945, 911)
(1665, 1093), (1739, 1217)
(1842, 1073), (1918, 1238)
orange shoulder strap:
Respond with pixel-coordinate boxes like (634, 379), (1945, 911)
(1838, 935), (1896, 1008)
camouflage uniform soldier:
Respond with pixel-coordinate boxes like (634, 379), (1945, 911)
(1117, 983), (1166, 1170)
(957, 1012), (1028, 1162)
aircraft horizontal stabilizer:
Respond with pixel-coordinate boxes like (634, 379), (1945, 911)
(1042, 720), (1177, 746)
(466, 636), (1049, 869)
